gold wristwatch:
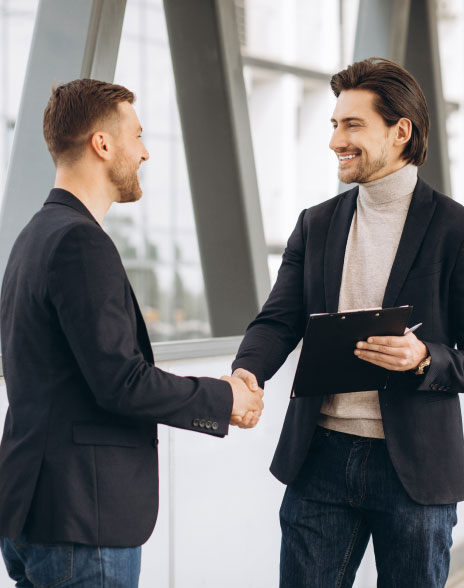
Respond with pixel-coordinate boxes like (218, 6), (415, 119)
(414, 355), (431, 376)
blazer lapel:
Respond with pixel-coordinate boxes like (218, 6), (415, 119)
(324, 187), (358, 312)
(382, 177), (436, 308)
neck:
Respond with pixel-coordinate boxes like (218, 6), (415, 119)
(358, 163), (418, 206)
(54, 166), (115, 225)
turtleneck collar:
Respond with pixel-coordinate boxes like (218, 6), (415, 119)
(358, 164), (418, 207)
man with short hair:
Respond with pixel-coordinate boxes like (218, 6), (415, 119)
(233, 57), (464, 587)
(0, 79), (263, 587)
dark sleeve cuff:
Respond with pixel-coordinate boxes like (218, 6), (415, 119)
(415, 341), (455, 394)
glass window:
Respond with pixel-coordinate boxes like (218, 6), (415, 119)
(437, 0), (464, 204)
(105, 0), (212, 341)
(0, 0), (39, 203)
(239, 0), (359, 282)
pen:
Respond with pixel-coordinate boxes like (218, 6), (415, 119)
(404, 322), (422, 335)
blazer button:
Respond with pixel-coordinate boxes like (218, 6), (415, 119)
(199, 419), (206, 428)
(212, 422), (218, 431)
(439, 386), (447, 391)
(152, 438), (158, 448)
(193, 418), (200, 427)
(430, 384), (437, 391)
(206, 421), (212, 429)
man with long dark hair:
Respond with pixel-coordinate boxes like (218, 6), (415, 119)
(233, 58), (464, 587)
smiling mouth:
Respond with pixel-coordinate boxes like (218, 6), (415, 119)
(338, 153), (360, 165)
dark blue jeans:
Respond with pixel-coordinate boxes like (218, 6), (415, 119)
(280, 426), (457, 588)
(0, 534), (141, 587)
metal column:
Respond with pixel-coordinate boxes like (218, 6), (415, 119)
(404, 0), (451, 195)
(163, 0), (270, 337)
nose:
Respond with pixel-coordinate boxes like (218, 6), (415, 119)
(141, 143), (149, 162)
(329, 126), (349, 152)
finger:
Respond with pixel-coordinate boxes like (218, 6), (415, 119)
(230, 415), (243, 425)
(238, 412), (260, 429)
(355, 349), (409, 370)
(356, 341), (408, 357)
(363, 335), (409, 347)
(355, 348), (403, 365)
(240, 411), (256, 427)
(254, 396), (264, 411)
(239, 417), (259, 429)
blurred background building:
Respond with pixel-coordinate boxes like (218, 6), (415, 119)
(1, 1), (464, 586)
(3, 0), (462, 343)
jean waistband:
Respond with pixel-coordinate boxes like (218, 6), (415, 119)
(315, 425), (385, 443)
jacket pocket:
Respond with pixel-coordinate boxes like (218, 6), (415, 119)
(72, 423), (142, 448)
(422, 392), (458, 403)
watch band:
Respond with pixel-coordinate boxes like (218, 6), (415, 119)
(414, 355), (431, 376)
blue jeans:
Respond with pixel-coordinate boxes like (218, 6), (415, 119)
(280, 426), (457, 588)
(0, 535), (141, 587)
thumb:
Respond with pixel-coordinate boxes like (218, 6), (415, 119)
(232, 368), (259, 391)
(244, 372), (259, 391)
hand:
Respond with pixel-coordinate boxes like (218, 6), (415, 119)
(354, 331), (428, 371)
(230, 368), (264, 428)
(221, 373), (264, 429)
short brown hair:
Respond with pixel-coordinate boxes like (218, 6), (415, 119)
(43, 79), (135, 164)
(330, 58), (429, 167)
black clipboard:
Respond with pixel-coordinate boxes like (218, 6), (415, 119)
(291, 305), (413, 397)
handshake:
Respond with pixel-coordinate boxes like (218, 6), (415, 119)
(221, 368), (264, 429)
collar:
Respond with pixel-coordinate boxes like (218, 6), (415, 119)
(358, 164), (418, 207)
(44, 189), (100, 226)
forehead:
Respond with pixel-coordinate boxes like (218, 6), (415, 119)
(117, 101), (141, 128)
(331, 89), (380, 122)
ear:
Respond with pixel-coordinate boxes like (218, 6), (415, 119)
(90, 131), (112, 161)
(394, 117), (412, 146)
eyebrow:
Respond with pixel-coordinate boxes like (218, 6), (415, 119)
(330, 117), (366, 124)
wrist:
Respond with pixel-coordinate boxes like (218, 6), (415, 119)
(413, 347), (431, 376)
(413, 343), (428, 369)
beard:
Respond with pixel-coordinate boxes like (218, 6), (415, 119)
(109, 149), (142, 203)
(338, 143), (389, 184)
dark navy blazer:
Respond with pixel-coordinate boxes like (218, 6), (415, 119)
(233, 178), (464, 505)
(0, 189), (233, 546)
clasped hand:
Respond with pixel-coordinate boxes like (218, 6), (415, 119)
(354, 331), (428, 371)
(221, 368), (264, 429)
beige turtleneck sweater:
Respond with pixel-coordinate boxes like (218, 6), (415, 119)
(318, 163), (418, 438)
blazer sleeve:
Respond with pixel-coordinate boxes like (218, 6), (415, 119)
(47, 223), (233, 436)
(232, 210), (308, 387)
(417, 240), (464, 394)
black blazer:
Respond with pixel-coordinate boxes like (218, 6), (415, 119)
(233, 178), (464, 505)
(0, 189), (233, 546)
